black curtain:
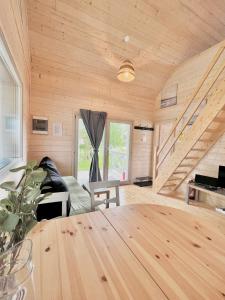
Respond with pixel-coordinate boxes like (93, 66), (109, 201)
(80, 109), (107, 182)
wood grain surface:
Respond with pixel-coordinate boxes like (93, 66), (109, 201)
(30, 204), (225, 299)
(31, 209), (166, 299)
(103, 204), (225, 300)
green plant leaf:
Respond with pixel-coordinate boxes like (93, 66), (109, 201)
(26, 169), (46, 186)
(0, 213), (20, 232)
(0, 160), (47, 247)
(0, 181), (16, 192)
(0, 199), (13, 212)
(0, 210), (8, 223)
(27, 160), (37, 169)
(26, 188), (41, 203)
(8, 191), (18, 202)
(10, 165), (26, 173)
(20, 204), (35, 214)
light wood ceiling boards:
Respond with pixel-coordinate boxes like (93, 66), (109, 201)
(27, 0), (225, 113)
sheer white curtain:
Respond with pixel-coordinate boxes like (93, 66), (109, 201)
(0, 36), (22, 174)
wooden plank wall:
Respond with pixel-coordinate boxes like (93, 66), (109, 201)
(28, 81), (153, 179)
(132, 124), (153, 180)
(27, 0), (225, 180)
(154, 43), (222, 122)
(0, 0), (30, 191)
(27, 1), (154, 178)
(154, 40), (225, 205)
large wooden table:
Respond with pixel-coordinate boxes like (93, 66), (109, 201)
(30, 204), (225, 299)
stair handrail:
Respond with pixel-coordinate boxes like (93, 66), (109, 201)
(156, 46), (225, 172)
(174, 104), (225, 191)
(157, 46), (225, 158)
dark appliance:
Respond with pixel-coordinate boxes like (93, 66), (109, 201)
(195, 174), (218, 188)
(133, 176), (152, 187)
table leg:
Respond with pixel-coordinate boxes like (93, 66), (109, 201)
(195, 189), (200, 201)
(106, 191), (110, 209)
(185, 184), (190, 205)
(90, 192), (95, 212)
(62, 201), (67, 217)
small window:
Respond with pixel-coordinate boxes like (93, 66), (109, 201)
(0, 33), (22, 177)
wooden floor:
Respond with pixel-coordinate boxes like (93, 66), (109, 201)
(106, 185), (225, 234)
(119, 185), (183, 206)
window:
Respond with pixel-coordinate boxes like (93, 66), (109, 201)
(0, 34), (22, 176)
(76, 117), (132, 184)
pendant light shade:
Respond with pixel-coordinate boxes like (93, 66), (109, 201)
(117, 59), (135, 82)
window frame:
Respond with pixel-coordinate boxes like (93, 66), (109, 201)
(74, 114), (133, 185)
(0, 32), (23, 179)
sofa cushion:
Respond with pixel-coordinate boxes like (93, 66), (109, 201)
(62, 176), (91, 215)
(39, 156), (60, 174)
(39, 157), (68, 194)
(37, 157), (71, 218)
(41, 169), (68, 194)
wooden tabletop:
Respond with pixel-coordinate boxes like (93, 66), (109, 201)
(30, 204), (225, 300)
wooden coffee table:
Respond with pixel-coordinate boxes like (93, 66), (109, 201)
(30, 204), (225, 299)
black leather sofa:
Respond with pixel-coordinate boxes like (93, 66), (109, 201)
(36, 157), (71, 221)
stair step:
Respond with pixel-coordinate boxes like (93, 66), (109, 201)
(199, 139), (211, 143)
(173, 171), (188, 175)
(214, 117), (224, 123)
(205, 128), (217, 133)
(164, 183), (176, 188)
(191, 148), (205, 152)
(178, 164), (194, 168)
(168, 177), (181, 181)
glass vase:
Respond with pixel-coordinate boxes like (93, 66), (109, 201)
(0, 239), (35, 300)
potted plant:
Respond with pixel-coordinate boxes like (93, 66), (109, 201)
(0, 160), (49, 299)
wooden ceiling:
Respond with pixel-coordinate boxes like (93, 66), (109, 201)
(27, 0), (225, 115)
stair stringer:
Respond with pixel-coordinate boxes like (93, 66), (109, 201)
(153, 77), (225, 193)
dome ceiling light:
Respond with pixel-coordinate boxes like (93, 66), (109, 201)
(117, 35), (135, 82)
(117, 59), (135, 82)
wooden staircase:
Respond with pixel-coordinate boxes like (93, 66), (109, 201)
(153, 46), (225, 194)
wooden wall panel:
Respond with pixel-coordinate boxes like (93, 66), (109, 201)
(28, 77), (153, 177)
(0, 0), (30, 194)
(154, 43), (222, 122)
(27, 0), (225, 178)
(27, 1), (157, 177)
(131, 127), (153, 180)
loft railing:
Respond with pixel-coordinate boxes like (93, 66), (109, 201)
(153, 46), (225, 180)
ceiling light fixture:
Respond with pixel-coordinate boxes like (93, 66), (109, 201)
(117, 59), (135, 82)
(123, 35), (130, 43)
